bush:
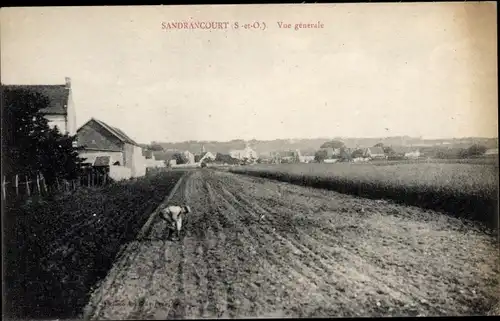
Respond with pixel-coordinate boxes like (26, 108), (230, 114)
(3, 171), (184, 319)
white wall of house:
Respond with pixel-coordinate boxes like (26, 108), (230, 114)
(145, 158), (166, 168)
(230, 147), (258, 160)
(183, 151), (195, 164)
(124, 144), (147, 177)
(67, 90), (77, 136)
(405, 151), (421, 158)
(109, 165), (132, 181)
(79, 151), (124, 166)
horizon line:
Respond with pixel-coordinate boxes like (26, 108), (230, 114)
(146, 135), (499, 145)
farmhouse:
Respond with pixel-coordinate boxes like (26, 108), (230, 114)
(392, 146), (421, 159)
(3, 77), (77, 136)
(274, 150), (301, 163)
(195, 151), (216, 163)
(229, 144), (258, 160)
(182, 150), (196, 164)
(76, 118), (147, 179)
(364, 147), (386, 159)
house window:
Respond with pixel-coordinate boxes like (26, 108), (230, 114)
(92, 139), (96, 144)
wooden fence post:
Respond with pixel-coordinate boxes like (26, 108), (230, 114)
(88, 173), (91, 187)
(15, 174), (19, 196)
(36, 174), (41, 195)
(2, 176), (6, 200)
(103, 172), (107, 185)
(40, 174), (48, 194)
(25, 175), (31, 197)
(56, 177), (60, 192)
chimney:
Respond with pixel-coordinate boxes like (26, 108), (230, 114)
(65, 77), (71, 89)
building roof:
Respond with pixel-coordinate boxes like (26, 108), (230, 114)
(94, 156), (111, 166)
(78, 118), (139, 146)
(3, 84), (70, 115)
(367, 147), (385, 155)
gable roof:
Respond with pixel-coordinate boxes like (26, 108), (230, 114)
(78, 118), (139, 146)
(3, 84), (70, 115)
(367, 147), (385, 155)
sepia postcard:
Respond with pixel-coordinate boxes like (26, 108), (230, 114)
(1, 3), (498, 320)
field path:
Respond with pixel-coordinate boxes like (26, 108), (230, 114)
(84, 169), (498, 319)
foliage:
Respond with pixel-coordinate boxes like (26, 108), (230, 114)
(351, 149), (364, 158)
(215, 153), (239, 164)
(314, 149), (328, 162)
(172, 153), (188, 165)
(459, 144), (488, 158)
(2, 87), (84, 188)
(320, 140), (345, 149)
(3, 171), (184, 319)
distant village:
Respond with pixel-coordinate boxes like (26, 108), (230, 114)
(3, 77), (498, 182)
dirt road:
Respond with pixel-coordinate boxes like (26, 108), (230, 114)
(84, 169), (498, 319)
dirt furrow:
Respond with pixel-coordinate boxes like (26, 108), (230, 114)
(210, 174), (340, 317)
(215, 170), (498, 316)
(84, 169), (498, 319)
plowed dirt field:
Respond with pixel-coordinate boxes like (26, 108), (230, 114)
(84, 169), (498, 319)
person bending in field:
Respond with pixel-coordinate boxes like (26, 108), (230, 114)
(159, 204), (191, 240)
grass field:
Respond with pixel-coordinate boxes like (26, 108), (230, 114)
(229, 163), (499, 228)
(3, 170), (184, 319)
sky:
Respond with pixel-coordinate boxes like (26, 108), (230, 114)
(1, 3), (497, 144)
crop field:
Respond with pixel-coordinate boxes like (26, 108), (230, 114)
(3, 170), (184, 319)
(5, 168), (498, 319)
(85, 170), (498, 319)
(228, 163), (499, 228)
(369, 157), (499, 166)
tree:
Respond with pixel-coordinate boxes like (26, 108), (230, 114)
(351, 149), (364, 158)
(459, 144), (488, 158)
(466, 144), (487, 157)
(383, 146), (394, 155)
(320, 140), (345, 149)
(2, 87), (84, 190)
(373, 142), (393, 155)
(314, 149), (328, 163)
(172, 153), (188, 165)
